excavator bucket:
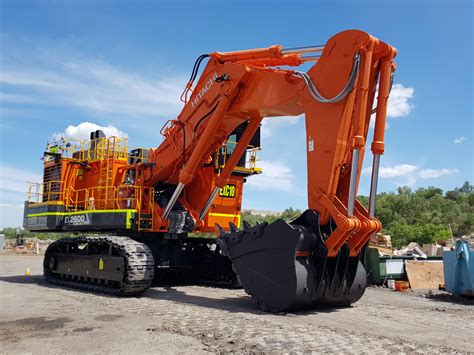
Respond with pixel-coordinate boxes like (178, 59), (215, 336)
(216, 210), (367, 312)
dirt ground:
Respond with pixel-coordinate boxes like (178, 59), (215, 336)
(0, 255), (472, 354)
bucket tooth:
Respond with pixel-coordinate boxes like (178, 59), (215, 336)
(229, 222), (239, 233)
(246, 222), (267, 239)
(215, 223), (226, 237)
(242, 220), (251, 230)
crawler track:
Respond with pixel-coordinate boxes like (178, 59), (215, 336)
(44, 236), (155, 296)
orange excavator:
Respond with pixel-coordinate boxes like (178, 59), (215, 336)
(24, 29), (396, 311)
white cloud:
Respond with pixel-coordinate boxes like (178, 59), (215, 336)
(418, 168), (460, 179)
(0, 165), (42, 228)
(53, 122), (127, 141)
(0, 38), (186, 124)
(0, 63), (184, 119)
(370, 83), (414, 127)
(0, 165), (42, 194)
(386, 84), (414, 118)
(363, 164), (418, 178)
(261, 115), (302, 139)
(245, 160), (295, 192)
(379, 164), (418, 178)
(0, 92), (45, 105)
(453, 136), (468, 144)
(363, 164), (459, 185)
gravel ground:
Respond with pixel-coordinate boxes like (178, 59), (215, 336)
(0, 255), (473, 354)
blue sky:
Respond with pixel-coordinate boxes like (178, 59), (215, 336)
(0, 0), (472, 228)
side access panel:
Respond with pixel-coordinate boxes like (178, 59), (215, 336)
(202, 175), (245, 233)
(24, 202), (137, 232)
(61, 210), (137, 231)
(24, 202), (65, 231)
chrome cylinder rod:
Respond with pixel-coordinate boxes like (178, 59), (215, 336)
(368, 154), (381, 219)
(198, 186), (220, 220)
(347, 149), (360, 217)
(162, 182), (185, 220)
(281, 45), (324, 55)
(300, 54), (321, 63)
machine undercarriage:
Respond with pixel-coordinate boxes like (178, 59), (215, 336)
(44, 234), (240, 294)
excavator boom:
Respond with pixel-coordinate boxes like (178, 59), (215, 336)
(145, 30), (396, 311)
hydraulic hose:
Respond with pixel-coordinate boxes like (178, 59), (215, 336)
(294, 53), (360, 103)
(181, 54), (211, 103)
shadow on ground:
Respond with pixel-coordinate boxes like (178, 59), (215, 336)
(0, 274), (341, 315)
(423, 291), (474, 305)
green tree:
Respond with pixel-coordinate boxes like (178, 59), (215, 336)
(4, 183), (472, 248)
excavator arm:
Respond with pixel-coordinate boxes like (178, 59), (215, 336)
(142, 29), (396, 311)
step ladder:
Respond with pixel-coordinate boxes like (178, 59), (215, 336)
(138, 213), (153, 230)
(98, 137), (115, 209)
(138, 187), (154, 231)
(43, 162), (62, 201)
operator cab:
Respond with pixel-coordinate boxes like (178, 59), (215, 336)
(213, 121), (262, 177)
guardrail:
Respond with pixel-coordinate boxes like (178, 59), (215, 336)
(27, 182), (154, 230)
(215, 140), (261, 173)
(45, 136), (149, 163)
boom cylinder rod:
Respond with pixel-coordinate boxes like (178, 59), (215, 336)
(300, 55), (321, 63)
(198, 187), (220, 220)
(368, 154), (380, 218)
(347, 149), (360, 217)
(281, 45), (325, 55)
(162, 182), (185, 219)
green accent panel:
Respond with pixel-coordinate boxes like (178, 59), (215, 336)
(27, 209), (137, 217)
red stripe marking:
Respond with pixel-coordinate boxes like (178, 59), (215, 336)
(295, 251), (310, 257)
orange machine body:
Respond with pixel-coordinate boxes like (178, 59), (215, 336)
(26, 132), (253, 234)
(25, 29), (396, 259)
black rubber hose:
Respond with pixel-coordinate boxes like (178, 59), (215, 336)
(188, 54), (210, 84)
(174, 120), (186, 167)
(192, 102), (219, 138)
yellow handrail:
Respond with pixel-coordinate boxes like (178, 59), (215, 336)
(27, 180), (64, 204)
(215, 140), (261, 172)
(46, 136), (143, 162)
